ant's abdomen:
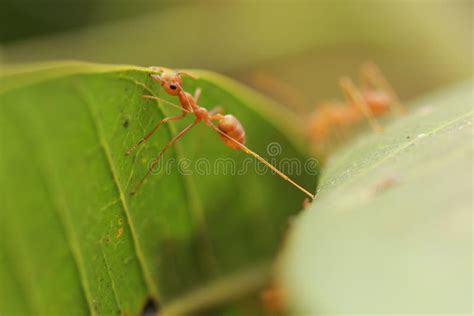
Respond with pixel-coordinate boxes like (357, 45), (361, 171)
(217, 114), (246, 150)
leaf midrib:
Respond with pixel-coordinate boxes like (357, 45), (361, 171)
(79, 74), (225, 307)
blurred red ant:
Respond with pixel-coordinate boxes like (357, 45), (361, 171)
(306, 63), (405, 149)
(127, 67), (315, 199)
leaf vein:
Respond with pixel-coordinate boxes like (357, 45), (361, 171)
(101, 245), (122, 310)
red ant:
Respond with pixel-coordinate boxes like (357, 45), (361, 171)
(306, 63), (405, 149)
(127, 67), (315, 199)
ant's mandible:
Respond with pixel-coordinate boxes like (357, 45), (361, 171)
(127, 67), (315, 200)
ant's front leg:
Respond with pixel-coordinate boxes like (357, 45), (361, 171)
(130, 120), (199, 195)
(126, 111), (188, 155)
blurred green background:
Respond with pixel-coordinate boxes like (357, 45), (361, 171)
(1, 0), (472, 114)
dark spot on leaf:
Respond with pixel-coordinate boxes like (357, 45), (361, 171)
(123, 120), (129, 128)
(141, 298), (159, 316)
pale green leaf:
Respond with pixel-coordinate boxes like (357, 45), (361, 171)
(280, 82), (473, 315)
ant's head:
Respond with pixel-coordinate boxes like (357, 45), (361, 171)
(150, 71), (183, 96)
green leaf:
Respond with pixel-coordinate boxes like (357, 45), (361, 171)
(279, 82), (473, 314)
(0, 62), (317, 315)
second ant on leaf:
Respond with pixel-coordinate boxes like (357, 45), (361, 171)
(127, 67), (315, 200)
(305, 63), (406, 153)
(250, 63), (405, 155)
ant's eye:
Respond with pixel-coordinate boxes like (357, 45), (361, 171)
(169, 84), (177, 90)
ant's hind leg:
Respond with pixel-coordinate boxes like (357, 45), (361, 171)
(208, 123), (315, 200)
(361, 63), (406, 114)
(340, 77), (383, 134)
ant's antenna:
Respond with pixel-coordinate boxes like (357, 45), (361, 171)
(209, 124), (315, 200)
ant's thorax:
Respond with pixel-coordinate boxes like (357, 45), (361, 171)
(178, 92), (197, 112)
